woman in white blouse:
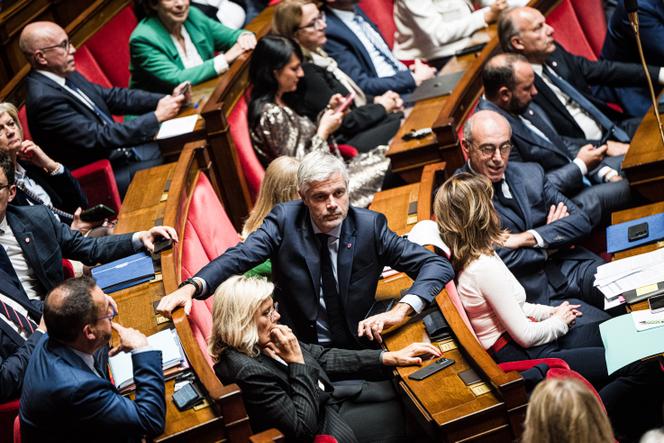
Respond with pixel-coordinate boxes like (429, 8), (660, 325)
(433, 173), (663, 439)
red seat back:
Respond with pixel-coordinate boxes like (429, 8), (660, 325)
(71, 160), (122, 214)
(13, 414), (20, 443)
(17, 106), (31, 141)
(445, 280), (480, 343)
(73, 46), (123, 123)
(228, 95), (264, 200)
(0, 399), (19, 443)
(570, 0), (607, 58)
(84, 5), (138, 88)
(546, 0), (597, 61)
(181, 173), (241, 367)
(358, 0), (396, 49)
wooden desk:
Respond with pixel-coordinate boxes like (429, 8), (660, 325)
(622, 93), (664, 202)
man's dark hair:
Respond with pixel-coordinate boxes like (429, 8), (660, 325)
(0, 151), (15, 186)
(498, 8), (520, 53)
(44, 276), (99, 343)
(482, 53), (528, 101)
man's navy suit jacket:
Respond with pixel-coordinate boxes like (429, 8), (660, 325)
(196, 201), (454, 345)
(322, 6), (416, 96)
(25, 71), (163, 169)
(20, 336), (165, 443)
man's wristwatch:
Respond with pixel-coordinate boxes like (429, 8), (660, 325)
(179, 277), (203, 299)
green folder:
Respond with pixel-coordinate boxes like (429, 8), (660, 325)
(599, 313), (664, 375)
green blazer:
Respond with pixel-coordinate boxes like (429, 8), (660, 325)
(129, 7), (243, 93)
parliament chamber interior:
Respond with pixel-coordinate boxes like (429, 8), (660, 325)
(1, 0), (664, 441)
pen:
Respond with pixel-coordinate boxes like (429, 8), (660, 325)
(638, 319), (664, 325)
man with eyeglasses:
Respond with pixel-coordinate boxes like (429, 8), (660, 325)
(477, 53), (631, 227)
(456, 110), (610, 318)
(19, 21), (189, 196)
(20, 276), (165, 443)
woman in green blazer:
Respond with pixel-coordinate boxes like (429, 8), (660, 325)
(130, 0), (257, 94)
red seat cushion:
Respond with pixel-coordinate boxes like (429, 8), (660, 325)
(0, 399), (19, 443)
(228, 95), (264, 200)
(546, 0), (597, 61)
(358, 0), (396, 49)
(570, 0), (607, 58)
(72, 160), (122, 213)
(85, 5), (137, 88)
(17, 106), (31, 141)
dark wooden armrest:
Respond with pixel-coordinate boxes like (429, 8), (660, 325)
(249, 428), (285, 443)
(417, 161), (447, 221)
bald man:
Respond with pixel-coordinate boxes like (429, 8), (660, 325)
(19, 22), (189, 195)
(498, 6), (663, 142)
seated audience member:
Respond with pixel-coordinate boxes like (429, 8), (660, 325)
(191, 0), (246, 29)
(522, 378), (615, 443)
(20, 21), (187, 196)
(322, 0), (436, 95)
(457, 111), (608, 313)
(0, 102), (96, 230)
(393, 0), (506, 67)
(0, 152), (177, 302)
(273, 0), (404, 154)
(600, 0), (664, 117)
(434, 173), (663, 438)
(211, 275), (438, 442)
(20, 277), (165, 443)
(158, 151), (454, 350)
(248, 35), (390, 207)
(242, 156), (300, 278)
(499, 6), (664, 141)
(478, 54), (631, 226)
(130, 0), (257, 94)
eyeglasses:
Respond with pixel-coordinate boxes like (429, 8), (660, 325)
(97, 305), (118, 322)
(298, 12), (326, 31)
(266, 302), (279, 321)
(37, 39), (70, 54)
(472, 142), (512, 156)
(0, 119), (17, 136)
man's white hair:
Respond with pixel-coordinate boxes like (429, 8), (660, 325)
(297, 151), (349, 194)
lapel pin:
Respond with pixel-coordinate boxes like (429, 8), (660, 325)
(552, 61), (558, 67)
(528, 109), (534, 115)
(346, 243), (352, 249)
(25, 238), (30, 244)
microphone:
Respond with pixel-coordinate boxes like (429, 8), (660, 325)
(624, 0), (664, 147)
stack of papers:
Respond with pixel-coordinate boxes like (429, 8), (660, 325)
(594, 248), (664, 302)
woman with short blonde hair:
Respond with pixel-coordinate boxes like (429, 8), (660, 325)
(522, 378), (614, 443)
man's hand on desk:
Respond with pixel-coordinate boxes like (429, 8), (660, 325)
(156, 284), (195, 318)
(410, 59), (436, 86)
(381, 343), (441, 366)
(136, 226), (178, 253)
(155, 94), (185, 122)
(358, 302), (413, 343)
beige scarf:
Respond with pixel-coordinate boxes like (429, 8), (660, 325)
(304, 47), (368, 107)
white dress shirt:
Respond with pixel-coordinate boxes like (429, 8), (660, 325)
(170, 26), (229, 75)
(0, 216), (41, 301)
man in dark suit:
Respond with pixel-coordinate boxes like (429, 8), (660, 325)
(321, 0), (436, 95)
(158, 151), (454, 348)
(477, 53), (631, 226)
(498, 6), (663, 143)
(19, 21), (188, 195)
(457, 110), (608, 316)
(20, 276), (165, 443)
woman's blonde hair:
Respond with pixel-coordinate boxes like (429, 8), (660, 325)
(208, 275), (275, 360)
(0, 102), (24, 142)
(433, 173), (504, 270)
(242, 156), (300, 237)
(272, 0), (313, 40)
(522, 378), (614, 443)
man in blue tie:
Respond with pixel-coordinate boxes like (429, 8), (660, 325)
(498, 6), (664, 145)
(19, 21), (189, 196)
(322, 0), (436, 95)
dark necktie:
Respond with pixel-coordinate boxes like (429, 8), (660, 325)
(0, 298), (37, 335)
(542, 66), (630, 142)
(523, 104), (572, 157)
(317, 234), (353, 348)
(493, 181), (524, 221)
(0, 245), (24, 293)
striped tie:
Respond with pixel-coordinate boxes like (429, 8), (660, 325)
(0, 299), (37, 334)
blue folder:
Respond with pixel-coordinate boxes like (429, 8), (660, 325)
(91, 252), (155, 293)
(606, 212), (664, 254)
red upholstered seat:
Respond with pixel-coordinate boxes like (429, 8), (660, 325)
(72, 160), (122, 214)
(0, 399), (19, 443)
(358, 0), (396, 49)
(181, 173), (241, 367)
(228, 95), (264, 200)
(570, 0), (607, 58)
(13, 414), (20, 443)
(546, 0), (597, 61)
(17, 106), (31, 141)
(84, 5), (137, 88)
(73, 46), (123, 123)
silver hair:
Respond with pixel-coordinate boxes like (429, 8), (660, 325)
(297, 151), (349, 194)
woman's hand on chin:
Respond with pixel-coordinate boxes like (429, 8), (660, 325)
(265, 325), (305, 364)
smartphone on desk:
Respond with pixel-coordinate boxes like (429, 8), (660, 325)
(80, 204), (116, 223)
(408, 357), (455, 381)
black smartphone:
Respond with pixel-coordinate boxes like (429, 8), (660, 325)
(79, 204), (116, 222)
(153, 237), (174, 254)
(648, 293), (664, 314)
(408, 357), (455, 381)
(181, 81), (191, 96)
(627, 222), (649, 242)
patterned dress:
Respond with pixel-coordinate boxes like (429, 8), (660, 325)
(251, 102), (390, 207)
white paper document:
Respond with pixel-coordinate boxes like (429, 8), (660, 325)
(156, 115), (199, 140)
(631, 310), (664, 332)
(594, 248), (664, 300)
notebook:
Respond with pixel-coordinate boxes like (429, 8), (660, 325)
(91, 252), (155, 293)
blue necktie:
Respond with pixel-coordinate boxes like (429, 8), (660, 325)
(352, 14), (406, 74)
(543, 66), (630, 143)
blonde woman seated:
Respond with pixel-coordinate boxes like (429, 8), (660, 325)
(433, 173), (664, 438)
(210, 275), (439, 442)
(242, 156), (300, 278)
(522, 378), (615, 443)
